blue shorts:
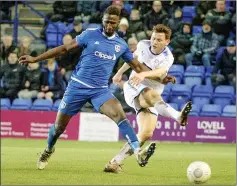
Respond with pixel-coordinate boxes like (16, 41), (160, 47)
(58, 80), (115, 116)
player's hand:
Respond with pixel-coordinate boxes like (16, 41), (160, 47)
(162, 75), (176, 84)
(112, 73), (122, 85)
(18, 55), (36, 64)
(130, 72), (146, 86)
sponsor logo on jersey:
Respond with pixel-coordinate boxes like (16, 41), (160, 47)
(94, 51), (116, 60)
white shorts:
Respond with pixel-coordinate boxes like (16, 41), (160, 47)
(123, 81), (158, 116)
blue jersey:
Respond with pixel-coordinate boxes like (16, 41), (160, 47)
(71, 28), (134, 88)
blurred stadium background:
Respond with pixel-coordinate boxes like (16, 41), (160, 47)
(0, 0), (236, 185)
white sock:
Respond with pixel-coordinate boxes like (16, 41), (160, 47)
(154, 101), (181, 122)
(111, 136), (144, 164)
(110, 142), (133, 164)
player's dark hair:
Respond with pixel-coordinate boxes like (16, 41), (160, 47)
(152, 24), (172, 40)
(104, 5), (121, 17)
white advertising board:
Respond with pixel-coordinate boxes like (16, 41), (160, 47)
(79, 113), (119, 142)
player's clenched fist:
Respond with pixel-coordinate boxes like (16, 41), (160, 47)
(18, 55), (36, 64)
(162, 75), (176, 84)
(112, 73), (122, 85)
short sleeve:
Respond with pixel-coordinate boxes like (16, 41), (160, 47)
(75, 30), (89, 47)
(121, 46), (134, 63)
(158, 56), (174, 70)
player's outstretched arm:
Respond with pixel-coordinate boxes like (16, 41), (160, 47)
(114, 55), (141, 80)
(113, 63), (130, 84)
(19, 39), (79, 64)
(128, 59), (150, 73)
(129, 67), (168, 86)
(116, 62), (131, 76)
(125, 59), (176, 85)
(138, 67), (168, 80)
(161, 75), (176, 84)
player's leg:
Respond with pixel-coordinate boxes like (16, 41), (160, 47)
(38, 112), (72, 170)
(105, 109), (157, 173)
(92, 90), (155, 167)
(37, 81), (88, 170)
(138, 88), (192, 126)
(100, 99), (156, 167)
(115, 108), (158, 157)
(99, 98), (141, 153)
(136, 109), (157, 144)
(46, 112), (71, 151)
(136, 109), (157, 165)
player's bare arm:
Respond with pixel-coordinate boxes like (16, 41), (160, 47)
(112, 63), (130, 84)
(113, 61), (176, 86)
(130, 67), (168, 86)
(113, 53), (142, 84)
(18, 39), (79, 64)
(128, 58), (151, 73)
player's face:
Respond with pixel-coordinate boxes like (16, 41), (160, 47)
(150, 32), (170, 54)
(102, 14), (120, 36)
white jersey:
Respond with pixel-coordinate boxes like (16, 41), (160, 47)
(130, 40), (174, 93)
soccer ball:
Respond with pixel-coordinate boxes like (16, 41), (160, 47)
(187, 161), (211, 184)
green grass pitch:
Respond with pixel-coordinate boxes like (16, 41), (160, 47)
(1, 138), (235, 185)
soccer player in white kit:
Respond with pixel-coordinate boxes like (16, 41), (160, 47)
(104, 24), (192, 173)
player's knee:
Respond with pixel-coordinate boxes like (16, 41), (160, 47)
(111, 110), (126, 123)
(107, 105), (126, 123)
(142, 88), (162, 106)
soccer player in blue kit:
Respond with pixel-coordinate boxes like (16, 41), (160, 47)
(19, 5), (175, 170)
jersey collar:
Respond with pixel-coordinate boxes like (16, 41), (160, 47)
(101, 28), (116, 39)
(149, 46), (166, 56)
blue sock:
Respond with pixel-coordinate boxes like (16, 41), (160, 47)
(47, 124), (60, 151)
(117, 119), (140, 153)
